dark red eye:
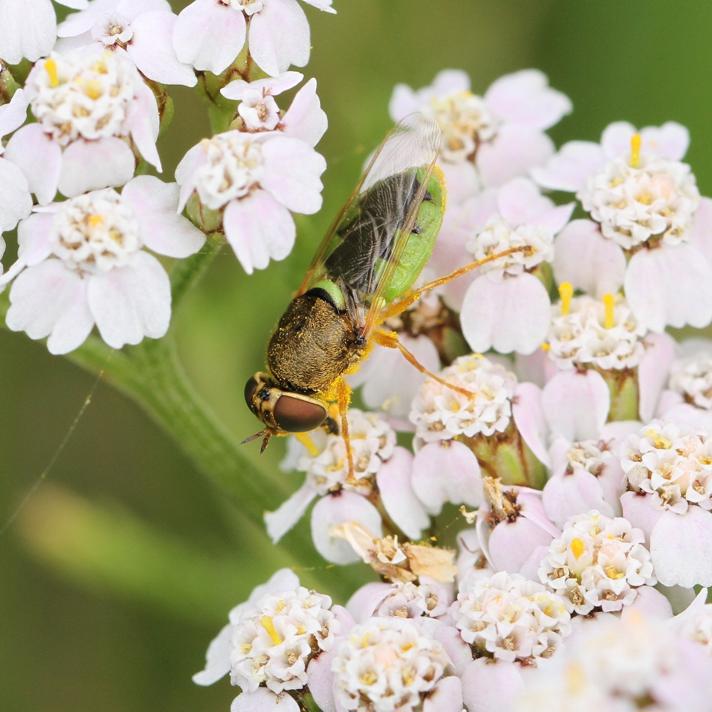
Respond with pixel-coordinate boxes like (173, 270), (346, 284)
(244, 376), (259, 415)
(274, 395), (327, 432)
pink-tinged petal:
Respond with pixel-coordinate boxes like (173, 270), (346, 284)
(462, 658), (524, 712)
(671, 587), (706, 621)
(306, 652), (336, 712)
(0, 0), (56, 64)
(56, 0), (89, 8)
(6, 259), (94, 354)
(485, 69), (571, 130)
(300, 0), (336, 13)
(260, 136), (326, 214)
(651, 508), (712, 588)
(689, 197), (712, 264)
(4, 124), (61, 205)
(430, 69), (471, 95)
(231, 689), (299, 712)
(626, 585), (673, 619)
(264, 482), (317, 544)
(279, 78), (327, 147)
(495, 177), (553, 226)
(553, 219), (626, 297)
(223, 190), (296, 275)
(175, 143), (206, 213)
(222, 71), (303, 100)
(377, 447), (430, 540)
(192, 623), (232, 686)
(411, 441), (483, 516)
(423, 676), (463, 712)
(489, 516), (553, 573)
(440, 160), (479, 203)
(638, 332), (676, 422)
(601, 121), (637, 159)
(512, 382), (550, 466)
(87, 251), (170, 348)
(531, 141), (605, 192)
(543, 470), (610, 527)
(0, 157), (32, 231)
(249, 0), (310, 77)
(432, 623), (473, 676)
(310, 492), (382, 565)
(541, 370), (610, 441)
(56, 1), (102, 37)
(17, 213), (54, 266)
(641, 122), (689, 161)
(117, 0), (171, 20)
(461, 272), (551, 355)
(127, 11), (197, 87)
(122, 176), (205, 257)
(346, 583), (392, 622)
(173, 0), (246, 74)
(477, 125), (554, 187)
(59, 137), (135, 197)
(518, 489), (560, 537)
(625, 244), (712, 332)
(514, 349), (557, 388)
(533, 203), (575, 235)
(519, 544), (551, 581)
(620, 492), (664, 542)
(0, 88), (28, 138)
(388, 84), (419, 123)
(128, 80), (161, 171)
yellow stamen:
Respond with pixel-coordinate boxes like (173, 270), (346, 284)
(629, 132), (642, 168)
(603, 293), (615, 328)
(87, 214), (104, 228)
(558, 281), (574, 315)
(540, 342), (551, 352)
(294, 431), (319, 458)
(570, 538), (585, 559)
(565, 662), (586, 694)
(604, 565), (625, 580)
(260, 616), (282, 646)
(44, 58), (59, 88)
(83, 79), (103, 100)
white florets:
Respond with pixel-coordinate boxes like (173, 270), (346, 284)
(547, 295), (646, 370)
(297, 409), (396, 495)
(621, 422), (712, 513)
(466, 216), (553, 277)
(538, 511), (655, 615)
(410, 355), (517, 443)
(230, 586), (338, 694)
(579, 154), (700, 251)
(28, 51), (136, 145)
(51, 189), (141, 273)
(564, 440), (615, 478)
(453, 571), (571, 664)
(228, 0), (265, 15)
(370, 581), (447, 619)
(194, 132), (264, 210)
(679, 605), (712, 655)
(668, 353), (712, 410)
(332, 617), (451, 712)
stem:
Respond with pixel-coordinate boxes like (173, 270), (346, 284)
(171, 232), (225, 306)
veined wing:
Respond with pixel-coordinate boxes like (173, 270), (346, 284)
(297, 115), (442, 328)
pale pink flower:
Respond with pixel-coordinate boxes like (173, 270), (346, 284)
(535, 121), (712, 332)
(176, 130), (325, 274)
(390, 69), (571, 200)
(57, 0), (197, 87)
(5, 46), (160, 202)
(453, 177), (573, 354)
(0, 0), (87, 65)
(173, 0), (335, 77)
(2, 177), (204, 353)
(221, 73), (327, 147)
(456, 527), (494, 591)
(346, 579), (454, 622)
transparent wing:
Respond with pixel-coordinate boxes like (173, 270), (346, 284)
(297, 115), (442, 329)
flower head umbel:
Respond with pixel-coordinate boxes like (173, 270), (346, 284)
(57, 0), (197, 86)
(390, 69), (570, 199)
(173, 0), (335, 77)
(176, 130), (326, 274)
(537, 122), (712, 332)
(3, 177), (204, 353)
(538, 510), (655, 616)
(5, 46), (160, 202)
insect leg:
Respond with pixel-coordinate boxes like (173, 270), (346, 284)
(336, 378), (356, 479)
(373, 328), (475, 398)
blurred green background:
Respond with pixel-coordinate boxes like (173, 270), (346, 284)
(3, 1), (712, 709)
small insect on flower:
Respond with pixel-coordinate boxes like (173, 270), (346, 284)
(243, 116), (531, 472)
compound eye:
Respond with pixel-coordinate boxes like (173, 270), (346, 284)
(244, 376), (260, 415)
(274, 395), (327, 432)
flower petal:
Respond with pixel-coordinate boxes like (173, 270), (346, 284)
(462, 658), (524, 712)
(0, 88), (29, 139)
(495, 177), (554, 226)
(423, 676), (463, 712)
(17, 212), (54, 266)
(488, 516), (553, 573)
(641, 122), (689, 161)
(626, 585), (672, 619)
(689, 197), (712, 264)
(279, 78), (327, 147)
(306, 652), (336, 712)
(512, 382), (550, 466)
(531, 141), (605, 192)
(542, 469), (610, 528)
(0, 0), (56, 64)
(87, 251), (171, 348)
(620, 491), (663, 542)
(127, 79), (161, 171)
(264, 482), (317, 543)
(192, 623), (232, 686)
(0, 157), (32, 231)
(638, 332), (676, 422)
(231, 689), (299, 712)
(601, 121), (637, 159)
(59, 137), (135, 197)
(4, 124), (61, 205)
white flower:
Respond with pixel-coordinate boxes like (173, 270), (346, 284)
(173, 0), (335, 77)
(347, 579), (454, 622)
(453, 570), (571, 664)
(538, 510), (655, 615)
(3, 176), (204, 353)
(331, 617), (453, 712)
(547, 293), (647, 371)
(5, 46), (160, 201)
(57, 0), (197, 87)
(456, 528), (494, 592)
(676, 592), (712, 657)
(390, 69), (571, 198)
(176, 130), (325, 274)
(668, 350), (712, 411)
(0, 0), (86, 65)
(410, 354), (517, 443)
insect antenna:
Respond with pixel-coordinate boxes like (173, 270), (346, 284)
(241, 429), (268, 446)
